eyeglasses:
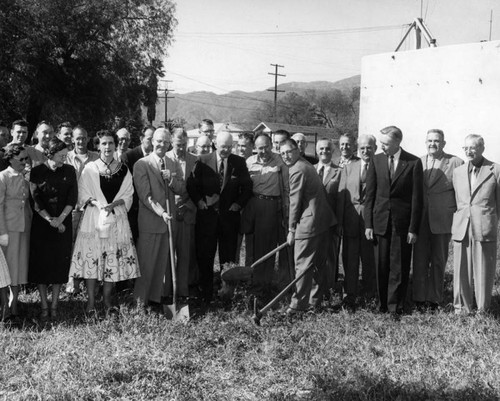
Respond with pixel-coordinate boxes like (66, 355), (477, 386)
(15, 157), (30, 162)
(462, 147), (478, 152)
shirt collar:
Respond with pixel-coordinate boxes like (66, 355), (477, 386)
(6, 166), (21, 176)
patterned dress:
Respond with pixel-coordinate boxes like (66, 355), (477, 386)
(69, 161), (139, 282)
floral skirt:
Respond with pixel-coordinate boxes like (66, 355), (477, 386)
(69, 215), (140, 282)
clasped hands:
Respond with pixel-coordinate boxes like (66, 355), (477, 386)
(47, 215), (66, 233)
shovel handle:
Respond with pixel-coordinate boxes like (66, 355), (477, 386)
(258, 263), (313, 317)
(250, 242), (288, 269)
(166, 196), (177, 303)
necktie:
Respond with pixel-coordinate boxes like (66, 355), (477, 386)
(360, 163), (368, 201)
(160, 158), (165, 171)
(360, 163), (368, 183)
(318, 165), (325, 184)
(389, 155), (395, 181)
(219, 159), (225, 189)
(471, 166), (479, 188)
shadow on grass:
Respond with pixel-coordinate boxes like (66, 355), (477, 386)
(269, 370), (499, 400)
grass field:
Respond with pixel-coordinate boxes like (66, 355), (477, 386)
(2, 254), (500, 400)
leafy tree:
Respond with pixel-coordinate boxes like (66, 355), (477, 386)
(0, 0), (177, 134)
(253, 87), (360, 134)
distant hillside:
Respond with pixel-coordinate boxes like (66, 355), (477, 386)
(152, 75), (360, 128)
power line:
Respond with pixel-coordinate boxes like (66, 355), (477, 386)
(176, 24), (407, 37)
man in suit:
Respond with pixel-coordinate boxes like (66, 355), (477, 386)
(187, 131), (253, 303)
(364, 126), (423, 317)
(335, 133), (360, 168)
(281, 139), (336, 314)
(314, 138), (341, 291)
(413, 129), (463, 311)
(165, 128), (199, 298)
(337, 134), (377, 308)
(133, 128), (185, 306)
(292, 133), (319, 165)
(452, 134), (500, 314)
(122, 125), (155, 170)
(122, 125), (155, 242)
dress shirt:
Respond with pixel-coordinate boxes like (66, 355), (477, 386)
(317, 162), (332, 185)
(387, 148), (402, 171)
(246, 153), (285, 197)
(216, 153), (229, 178)
(171, 152), (186, 178)
(66, 150), (99, 181)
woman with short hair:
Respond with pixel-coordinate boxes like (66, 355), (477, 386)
(28, 138), (77, 320)
(0, 144), (31, 320)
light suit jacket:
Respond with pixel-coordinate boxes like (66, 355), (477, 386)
(420, 153), (464, 234)
(166, 150), (197, 225)
(314, 161), (341, 213)
(451, 158), (500, 242)
(289, 158), (336, 240)
(133, 154), (185, 234)
(337, 159), (368, 237)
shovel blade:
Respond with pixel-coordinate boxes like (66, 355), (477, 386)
(220, 266), (253, 283)
(163, 303), (190, 321)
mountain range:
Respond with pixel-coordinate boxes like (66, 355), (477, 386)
(152, 75), (360, 128)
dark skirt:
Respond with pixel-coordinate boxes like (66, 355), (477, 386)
(28, 213), (73, 284)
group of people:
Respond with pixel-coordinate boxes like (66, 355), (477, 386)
(0, 117), (497, 324)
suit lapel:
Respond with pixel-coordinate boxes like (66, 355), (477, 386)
(471, 162), (494, 199)
(391, 152), (408, 186)
(147, 155), (165, 188)
(427, 155), (449, 189)
(320, 162), (333, 184)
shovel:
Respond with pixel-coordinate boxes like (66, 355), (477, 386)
(221, 242), (288, 283)
(252, 263), (315, 326)
(163, 197), (189, 321)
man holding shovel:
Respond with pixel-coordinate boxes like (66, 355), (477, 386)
(280, 139), (336, 314)
(133, 128), (185, 308)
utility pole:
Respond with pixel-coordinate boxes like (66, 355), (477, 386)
(159, 79), (175, 123)
(267, 64), (285, 123)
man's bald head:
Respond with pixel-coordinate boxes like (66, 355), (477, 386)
(357, 134), (377, 163)
(216, 132), (233, 159)
(196, 135), (212, 155)
(291, 133), (307, 155)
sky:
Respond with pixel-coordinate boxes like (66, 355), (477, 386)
(164, 0), (500, 94)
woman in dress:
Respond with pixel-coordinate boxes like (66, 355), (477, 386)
(29, 138), (77, 319)
(70, 130), (139, 316)
(0, 144), (32, 320)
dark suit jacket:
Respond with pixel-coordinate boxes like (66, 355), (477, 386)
(420, 153), (463, 234)
(289, 158), (336, 240)
(187, 152), (253, 212)
(122, 146), (145, 173)
(364, 149), (423, 236)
